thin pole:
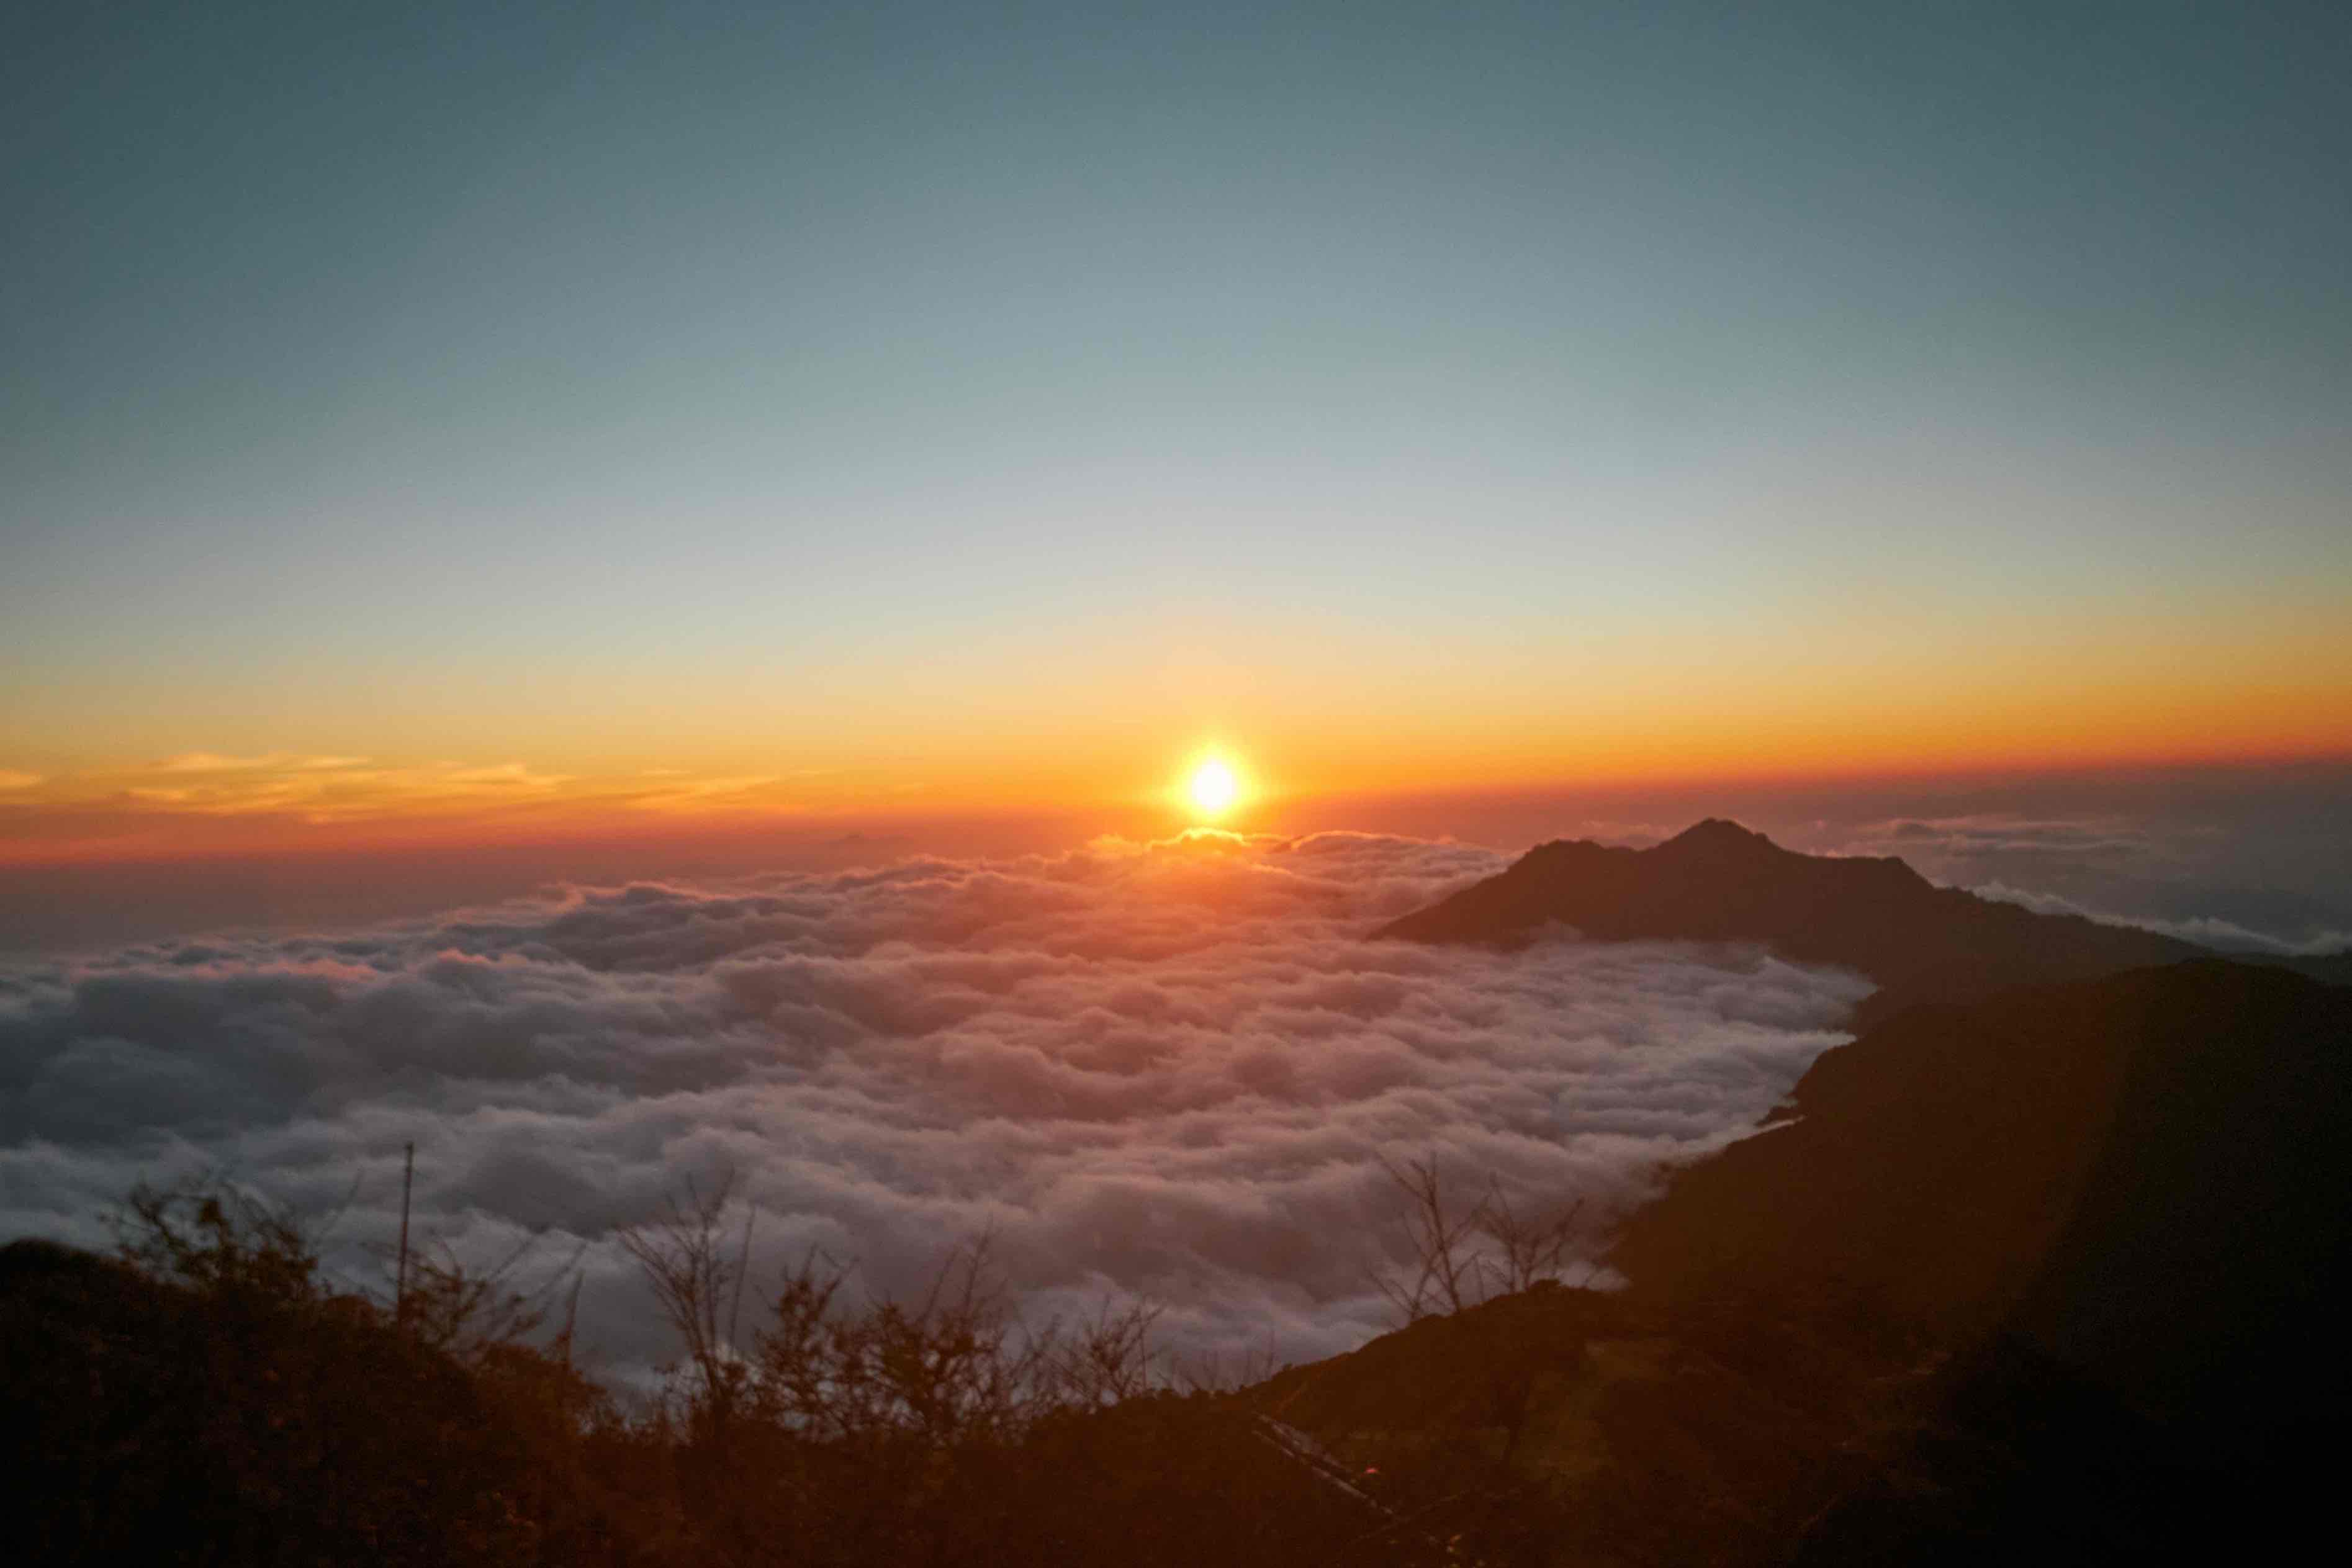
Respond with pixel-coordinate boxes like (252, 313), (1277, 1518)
(560, 1274), (583, 1369)
(395, 1141), (415, 1326)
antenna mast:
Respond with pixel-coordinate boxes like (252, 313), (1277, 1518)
(395, 1141), (415, 1326)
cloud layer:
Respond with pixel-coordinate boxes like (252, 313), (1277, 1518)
(1, 831), (1869, 1378)
(1965, 880), (2351, 957)
(1805, 811), (2352, 955)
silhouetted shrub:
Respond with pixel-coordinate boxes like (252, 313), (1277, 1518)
(4, 1199), (550, 1566)
(9, 1174), (1446, 1567)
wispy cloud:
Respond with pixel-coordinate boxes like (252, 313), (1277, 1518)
(155, 751), (367, 773)
(0, 754), (856, 852)
(628, 775), (783, 812)
(1971, 881), (2352, 957)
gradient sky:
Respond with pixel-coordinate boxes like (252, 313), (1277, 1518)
(6, 0), (2350, 859)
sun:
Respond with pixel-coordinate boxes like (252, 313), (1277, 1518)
(1187, 757), (1239, 818)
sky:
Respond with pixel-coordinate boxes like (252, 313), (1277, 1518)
(5, 0), (2351, 867)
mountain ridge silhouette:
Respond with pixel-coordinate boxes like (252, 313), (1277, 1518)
(1376, 818), (2220, 1025)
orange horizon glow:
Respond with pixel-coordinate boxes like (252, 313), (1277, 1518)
(4, 718), (2349, 869)
(9, 548), (2350, 872)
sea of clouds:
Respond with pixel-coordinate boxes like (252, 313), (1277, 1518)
(1802, 809), (2352, 957)
(0, 830), (1872, 1381)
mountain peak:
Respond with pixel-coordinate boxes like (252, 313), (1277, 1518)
(1374, 816), (2208, 1020)
(1656, 818), (1777, 856)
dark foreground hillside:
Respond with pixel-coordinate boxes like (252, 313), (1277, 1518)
(1618, 958), (2352, 1561)
(0, 1204), (1434, 1568)
(1615, 960), (2352, 1397)
(1255, 959), (2350, 1564)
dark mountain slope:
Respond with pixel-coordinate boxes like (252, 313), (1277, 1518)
(1609, 968), (2149, 1341)
(1611, 958), (2352, 1426)
(1376, 819), (2209, 1024)
(1250, 960), (2348, 1562)
(1607, 958), (2351, 1560)
(1251, 1281), (1938, 1567)
(2005, 962), (2352, 1438)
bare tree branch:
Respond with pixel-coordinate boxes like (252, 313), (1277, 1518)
(617, 1172), (751, 1440)
(1370, 1153), (1488, 1324)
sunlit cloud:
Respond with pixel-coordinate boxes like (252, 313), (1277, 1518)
(0, 745), (973, 864)
(0, 771), (43, 791)
(155, 751), (368, 773)
(628, 775), (786, 813)
(14, 757), (611, 830)
(441, 762), (570, 788)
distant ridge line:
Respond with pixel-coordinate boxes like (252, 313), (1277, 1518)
(1374, 818), (2221, 1026)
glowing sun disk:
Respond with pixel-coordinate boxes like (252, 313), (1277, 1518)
(1189, 758), (1238, 816)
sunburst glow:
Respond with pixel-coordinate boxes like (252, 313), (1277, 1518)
(1188, 757), (1239, 817)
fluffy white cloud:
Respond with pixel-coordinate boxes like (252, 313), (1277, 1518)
(0, 830), (1869, 1379)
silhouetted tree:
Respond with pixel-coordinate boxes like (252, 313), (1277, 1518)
(1372, 1155), (1590, 1324)
(616, 1173), (759, 1445)
(1372, 1153), (1489, 1322)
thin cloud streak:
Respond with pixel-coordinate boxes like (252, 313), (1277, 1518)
(0, 754), (917, 862)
